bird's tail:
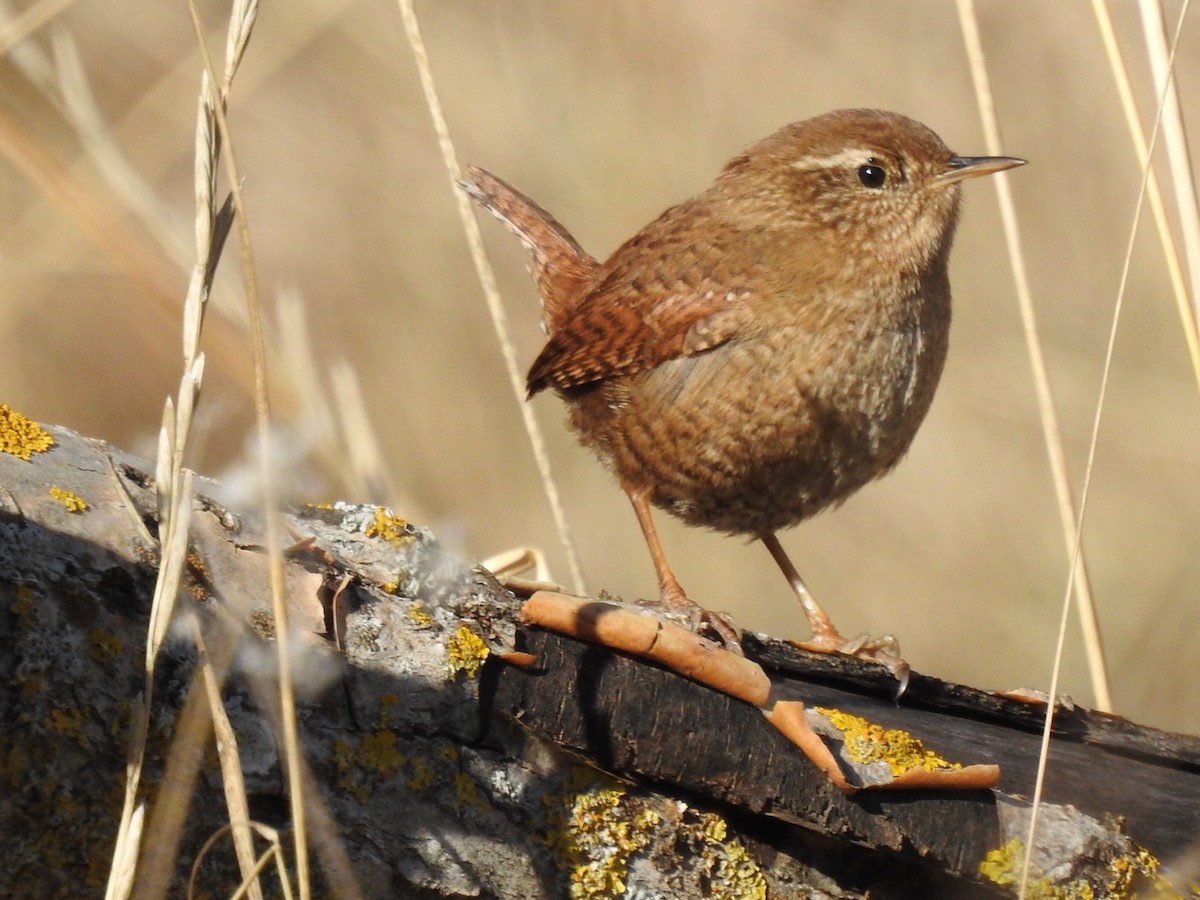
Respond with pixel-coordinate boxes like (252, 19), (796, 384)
(459, 165), (597, 334)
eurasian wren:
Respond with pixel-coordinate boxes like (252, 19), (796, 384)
(463, 108), (1024, 659)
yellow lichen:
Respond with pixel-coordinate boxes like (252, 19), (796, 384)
(379, 693), (401, 728)
(359, 730), (405, 775)
(1104, 845), (1183, 898)
(454, 771), (486, 809)
(48, 707), (87, 744)
(816, 706), (959, 776)
(331, 739), (354, 773)
(186, 550), (211, 601)
(332, 731), (407, 804)
(0, 405), (54, 460)
(48, 486), (87, 512)
(407, 604), (433, 628)
(248, 609), (275, 640)
(712, 837), (767, 900)
(12, 584), (38, 630)
(979, 838), (1024, 887)
(543, 769), (661, 899)
(406, 756), (435, 791)
(87, 628), (124, 665)
(447, 623), (490, 678)
(331, 739), (371, 803)
(3, 741), (30, 787)
(364, 506), (415, 545)
(979, 837), (1179, 899)
(692, 811), (767, 900)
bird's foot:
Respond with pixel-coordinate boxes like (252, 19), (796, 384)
(637, 585), (743, 655)
(790, 629), (910, 696)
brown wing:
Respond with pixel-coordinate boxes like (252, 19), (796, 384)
(526, 199), (766, 395)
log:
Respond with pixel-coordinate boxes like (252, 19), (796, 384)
(0, 415), (1194, 898)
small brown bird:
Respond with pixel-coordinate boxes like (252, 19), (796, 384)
(463, 108), (1023, 661)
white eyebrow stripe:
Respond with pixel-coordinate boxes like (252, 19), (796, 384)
(789, 148), (877, 170)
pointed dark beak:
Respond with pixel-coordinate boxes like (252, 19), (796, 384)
(938, 155), (1026, 185)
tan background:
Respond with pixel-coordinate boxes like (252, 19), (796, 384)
(3, 1), (1199, 732)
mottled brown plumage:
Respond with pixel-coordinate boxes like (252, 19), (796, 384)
(463, 108), (1023, 658)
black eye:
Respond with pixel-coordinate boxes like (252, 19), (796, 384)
(857, 161), (887, 188)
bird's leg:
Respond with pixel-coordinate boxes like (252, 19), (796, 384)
(760, 532), (908, 689)
(759, 531), (848, 651)
(627, 488), (741, 649)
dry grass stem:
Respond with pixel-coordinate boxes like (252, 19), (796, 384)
(396, 0), (587, 596)
(955, 0), (1112, 713)
(1091, 0), (1200, 388)
(1137, 0), (1200, 348)
(188, 823), (286, 900)
(1010, 3), (1193, 895)
(191, 619), (265, 900)
(329, 359), (398, 504)
(0, 0), (72, 59)
(184, 2), (312, 896)
(273, 292), (401, 506)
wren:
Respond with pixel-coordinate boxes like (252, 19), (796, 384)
(463, 108), (1024, 661)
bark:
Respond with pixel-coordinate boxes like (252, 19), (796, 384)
(0, 419), (1196, 898)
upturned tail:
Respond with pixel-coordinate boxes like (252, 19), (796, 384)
(460, 165), (597, 334)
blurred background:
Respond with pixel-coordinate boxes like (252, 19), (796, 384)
(2, 1), (1198, 733)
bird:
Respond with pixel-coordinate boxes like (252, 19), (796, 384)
(462, 108), (1024, 666)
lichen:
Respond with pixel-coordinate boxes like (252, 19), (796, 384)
(48, 707), (87, 745)
(48, 486), (87, 512)
(407, 604), (434, 628)
(979, 837), (1182, 899)
(689, 811), (767, 900)
(332, 730), (406, 804)
(406, 756), (435, 791)
(453, 771), (486, 809)
(364, 506), (416, 545)
(87, 628), (124, 665)
(378, 693), (401, 728)
(248, 608), (275, 640)
(0, 405), (54, 460)
(185, 550), (211, 602)
(1100, 845), (1183, 898)
(543, 768), (661, 899)
(816, 706), (959, 776)
(447, 623), (489, 678)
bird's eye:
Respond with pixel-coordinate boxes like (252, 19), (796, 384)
(857, 161), (887, 189)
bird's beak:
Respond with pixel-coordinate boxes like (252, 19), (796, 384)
(937, 155), (1026, 185)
